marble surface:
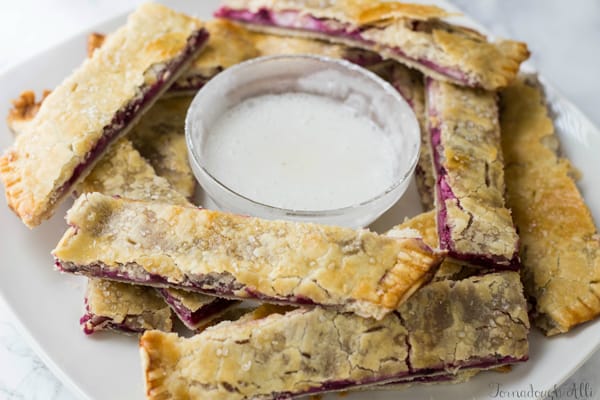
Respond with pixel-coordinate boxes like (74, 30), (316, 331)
(0, 1), (599, 399)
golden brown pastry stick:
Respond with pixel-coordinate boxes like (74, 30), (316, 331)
(501, 77), (600, 335)
(53, 192), (444, 320)
(216, 0), (529, 90)
(427, 78), (519, 270)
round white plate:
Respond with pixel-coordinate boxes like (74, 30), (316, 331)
(0, 1), (599, 399)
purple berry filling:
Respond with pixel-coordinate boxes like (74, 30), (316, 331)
(157, 289), (236, 329)
(53, 28), (209, 204)
(427, 78), (519, 270)
(214, 7), (471, 86)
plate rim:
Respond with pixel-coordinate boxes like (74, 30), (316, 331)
(0, 1), (599, 399)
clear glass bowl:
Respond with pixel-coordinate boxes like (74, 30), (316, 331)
(185, 55), (420, 228)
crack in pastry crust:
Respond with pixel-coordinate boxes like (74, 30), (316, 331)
(139, 272), (528, 399)
(426, 78), (519, 270)
(53, 193), (444, 319)
(501, 77), (600, 335)
(215, 0), (529, 90)
(0, 3), (209, 227)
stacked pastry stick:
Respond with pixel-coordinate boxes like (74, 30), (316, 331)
(2, 1), (599, 399)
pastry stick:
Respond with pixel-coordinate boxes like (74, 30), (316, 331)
(426, 78), (519, 270)
(0, 3), (209, 227)
(84, 34), (197, 199)
(215, 0), (529, 90)
(501, 77), (600, 335)
(140, 272), (529, 399)
(53, 193), (444, 319)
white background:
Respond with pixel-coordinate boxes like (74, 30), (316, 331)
(0, 1), (599, 399)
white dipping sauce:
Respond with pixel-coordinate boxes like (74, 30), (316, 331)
(203, 92), (396, 211)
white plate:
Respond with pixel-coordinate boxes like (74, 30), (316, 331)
(0, 1), (599, 399)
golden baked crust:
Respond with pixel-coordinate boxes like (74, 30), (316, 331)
(501, 77), (600, 335)
(128, 96), (196, 199)
(140, 272), (528, 399)
(54, 193), (444, 319)
(427, 79), (519, 268)
(6, 90), (51, 135)
(0, 3), (206, 227)
(84, 279), (172, 334)
(218, 0), (529, 90)
(387, 211), (477, 281)
(86, 32), (106, 58)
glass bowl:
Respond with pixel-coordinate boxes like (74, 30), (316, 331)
(185, 55), (420, 228)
